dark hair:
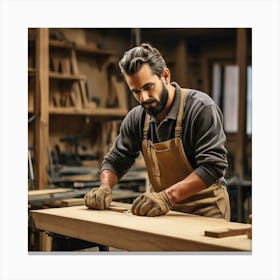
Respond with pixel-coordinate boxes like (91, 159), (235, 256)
(119, 43), (167, 78)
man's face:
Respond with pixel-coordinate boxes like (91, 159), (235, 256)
(124, 64), (169, 117)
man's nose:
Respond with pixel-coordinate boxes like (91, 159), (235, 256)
(140, 90), (150, 102)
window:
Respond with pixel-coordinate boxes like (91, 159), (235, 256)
(212, 63), (252, 135)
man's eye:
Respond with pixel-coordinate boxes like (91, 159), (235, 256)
(144, 84), (154, 91)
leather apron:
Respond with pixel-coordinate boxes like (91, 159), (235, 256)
(142, 88), (230, 221)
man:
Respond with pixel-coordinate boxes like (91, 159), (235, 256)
(84, 43), (230, 220)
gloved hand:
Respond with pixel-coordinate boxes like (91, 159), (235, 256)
(84, 187), (112, 210)
(131, 191), (174, 217)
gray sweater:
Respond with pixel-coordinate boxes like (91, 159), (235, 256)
(101, 82), (228, 187)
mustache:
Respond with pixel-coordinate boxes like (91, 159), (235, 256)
(141, 98), (158, 106)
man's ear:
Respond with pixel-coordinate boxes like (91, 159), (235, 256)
(162, 68), (171, 84)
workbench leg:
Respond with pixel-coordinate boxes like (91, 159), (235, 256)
(40, 232), (52, 251)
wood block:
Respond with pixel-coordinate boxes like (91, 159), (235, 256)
(43, 198), (84, 208)
(50, 81), (61, 107)
(44, 198), (85, 208)
(85, 102), (97, 109)
(44, 199), (63, 207)
(72, 83), (82, 109)
(60, 57), (71, 74)
(108, 205), (129, 213)
(80, 80), (89, 107)
(204, 226), (252, 238)
(51, 55), (60, 73)
(60, 198), (85, 207)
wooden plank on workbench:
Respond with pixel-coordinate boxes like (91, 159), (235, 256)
(30, 202), (252, 252)
(44, 198), (85, 207)
(28, 188), (71, 196)
(28, 188), (71, 198)
(204, 226), (251, 238)
(35, 189), (140, 208)
(42, 189), (140, 208)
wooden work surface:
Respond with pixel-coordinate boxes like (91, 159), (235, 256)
(31, 202), (252, 252)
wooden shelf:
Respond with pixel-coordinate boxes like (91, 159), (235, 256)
(49, 72), (87, 81)
(49, 39), (114, 56)
(75, 44), (114, 56)
(49, 107), (127, 118)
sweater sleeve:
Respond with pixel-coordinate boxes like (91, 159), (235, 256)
(100, 107), (143, 179)
(192, 104), (228, 186)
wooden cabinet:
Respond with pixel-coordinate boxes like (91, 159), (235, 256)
(28, 28), (128, 189)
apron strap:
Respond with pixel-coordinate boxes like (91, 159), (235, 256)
(175, 88), (189, 138)
(143, 111), (150, 141)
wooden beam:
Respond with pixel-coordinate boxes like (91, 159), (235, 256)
(31, 202), (252, 251)
(35, 28), (49, 189)
(235, 28), (248, 179)
(174, 39), (188, 87)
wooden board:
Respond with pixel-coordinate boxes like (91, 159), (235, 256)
(44, 198), (85, 208)
(42, 191), (141, 208)
(204, 226), (251, 238)
(28, 188), (71, 198)
(30, 202), (252, 252)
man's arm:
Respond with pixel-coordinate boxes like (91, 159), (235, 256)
(85, 108), (143, 210)
(100, 169), (119, 190)
(165, 172), (207, 204)
(100, 106), (143, 179)
(190, 104), (228, 187)
(131, 172), (207, 217)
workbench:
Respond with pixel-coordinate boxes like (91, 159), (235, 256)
(30, 202), (252, 252)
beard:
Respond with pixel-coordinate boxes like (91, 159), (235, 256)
(141, 81), (168, 117)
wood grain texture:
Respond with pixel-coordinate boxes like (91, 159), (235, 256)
(30, 202), (251, 252)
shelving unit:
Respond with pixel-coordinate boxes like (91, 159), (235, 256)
(28, 28), (128, 189)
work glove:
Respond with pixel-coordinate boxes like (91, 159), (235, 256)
(84, 187), (112, 210)
(131, 191), (174, 217)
